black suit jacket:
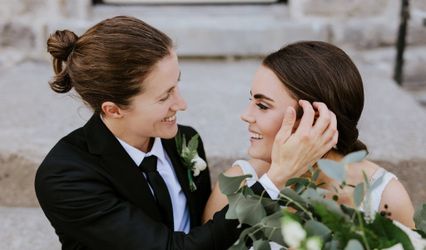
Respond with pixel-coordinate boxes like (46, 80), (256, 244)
(35, 115), (240, 250)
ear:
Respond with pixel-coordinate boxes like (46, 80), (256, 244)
(101, 101), (124, 119)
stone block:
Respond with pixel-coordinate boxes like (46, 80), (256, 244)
(0, 0), (48, 20)
(413, 0), (426, 12)
(295, 0), (394, 18)
(407, 10), (426, 46)
(157, 20), (329, 56)
(59, 0), (92, 19)
(331, 20), (398, 49)
(0, 21), (36, 49)
(0, 154), (38, 207)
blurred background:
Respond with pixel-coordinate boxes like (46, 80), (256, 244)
(0, 0), (425, 249)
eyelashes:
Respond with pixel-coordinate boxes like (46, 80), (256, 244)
(256, 103), (268, 110)
(249, 97), (269, 110)
(159, 93), (171, 102)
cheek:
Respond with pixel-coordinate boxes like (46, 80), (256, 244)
(262, 113), (284, 143)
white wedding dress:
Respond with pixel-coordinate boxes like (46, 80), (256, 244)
(232, 159), (398, 249)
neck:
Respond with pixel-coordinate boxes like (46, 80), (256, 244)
(102, 115), (152, 152)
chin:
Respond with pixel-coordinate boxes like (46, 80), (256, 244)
(248, 147), (269, 162)
(160, 126), (178, 139)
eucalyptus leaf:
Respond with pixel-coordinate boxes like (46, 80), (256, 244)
(353, 183), (365, 207)
(253, 239), (271, 250)
(261, 197), (281, 214)
(231, 226), (262, 250)
(369, 173), (384, 193)
(226, 193), (245, 220)
(414, 203), (426, 236)
(344, 239), (363, 250)
(369, 213), (415, 250)
(235, 196), (266, 226)
(312, 168), (321, 182)
(280, 187), (309, 207)
(218, 173), (252, 195)
(342, 150), (367, 164)
(228, 239), (248, 250)
(263, 227), (285, 246)
(261, 211), (283, 228)
(286, 177), (310, 187)
(323, 240), (338, 250)
(304, 220), (332, 240)
(317, 159), (346, 182)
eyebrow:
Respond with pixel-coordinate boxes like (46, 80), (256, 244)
(250, 90), (274, 102)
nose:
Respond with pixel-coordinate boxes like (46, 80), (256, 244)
(171, 87), (187, 111)
(240, 105), (255, 124)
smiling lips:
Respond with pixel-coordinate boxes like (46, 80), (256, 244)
(250, 131), (263, 140)
(162, 115), (176, 123)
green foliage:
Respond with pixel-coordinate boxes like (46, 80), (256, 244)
(218, 150), (426, 250)
(415, 204), (426, 234)
(317, 159), (345, 183)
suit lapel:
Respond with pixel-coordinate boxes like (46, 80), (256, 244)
(162, 137), (198, 227)
(83, 115), (162, 221)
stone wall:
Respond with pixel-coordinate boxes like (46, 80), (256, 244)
(0, 0), (425, 65)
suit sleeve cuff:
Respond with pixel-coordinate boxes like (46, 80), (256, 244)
(256, 174), (280, 200)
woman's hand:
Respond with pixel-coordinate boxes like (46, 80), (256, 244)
(267, 100), (338, 189)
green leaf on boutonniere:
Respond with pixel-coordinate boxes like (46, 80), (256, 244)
(175, 132), (207, 192)
(187, 133), (199, 152)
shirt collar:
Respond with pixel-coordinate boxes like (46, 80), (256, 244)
(100, 114), (167, 167)
(116, 137), (166, 167)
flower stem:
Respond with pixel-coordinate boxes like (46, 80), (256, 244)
(187, 169), (197, 192)
(279, 193), (314, 220)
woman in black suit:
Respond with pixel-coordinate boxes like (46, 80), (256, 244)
(35, 16), (337, 250)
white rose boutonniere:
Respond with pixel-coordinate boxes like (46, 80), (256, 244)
(175, 132), (207, 191)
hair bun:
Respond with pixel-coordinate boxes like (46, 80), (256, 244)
(47, 30), (78, 61)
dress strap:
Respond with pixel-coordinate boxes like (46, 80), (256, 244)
(232, 160), (259, 187)
(368, 168), (397, 213)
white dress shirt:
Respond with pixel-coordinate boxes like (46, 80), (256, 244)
(116, 137), (190, 233)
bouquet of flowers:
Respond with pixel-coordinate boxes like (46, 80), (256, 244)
(218, 151), (426, 250)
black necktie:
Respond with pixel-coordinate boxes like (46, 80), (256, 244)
(139, 155), (174, 229)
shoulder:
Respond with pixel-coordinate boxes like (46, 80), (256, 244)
(36, 130), (103, 193)
(363, 161), (415, 227)
(380, 178), (415, 227)
(223, 165), (245, 177)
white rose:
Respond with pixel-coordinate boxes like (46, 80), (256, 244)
(191, 155), (207, 177)
(281, 217), (306, 248)
(306, 236), (322, 250)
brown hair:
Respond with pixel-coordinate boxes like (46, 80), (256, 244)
(263, 41), (367, 155)
(47, 16), (173, 113)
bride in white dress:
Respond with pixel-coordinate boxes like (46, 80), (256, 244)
(202, 41), (415, 233)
